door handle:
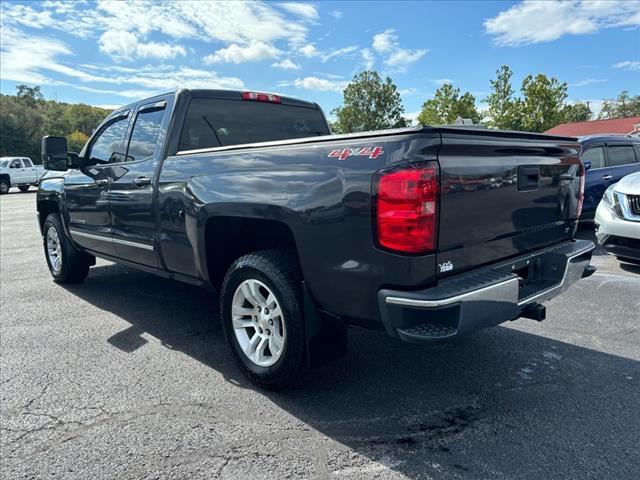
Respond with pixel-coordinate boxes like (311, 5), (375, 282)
(602, 174), (613, 181)
(133, 176), (151, 187)
(95, 179), (109, 186)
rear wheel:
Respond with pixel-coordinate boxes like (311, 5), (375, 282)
(18, 185), (30, 192)
(0, 180), (9, 194)
(43, 214), (92, 283)
(220, 250), (305, 389)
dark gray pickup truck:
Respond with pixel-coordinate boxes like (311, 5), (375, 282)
(38, 89), (595, 388)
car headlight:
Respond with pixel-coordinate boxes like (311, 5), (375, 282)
(602, 184), (623, 218)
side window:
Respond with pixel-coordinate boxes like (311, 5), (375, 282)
(606, 145), (637, 167)
(22, 158), (33, 167)
(581, 147), (605, 169)
(10, 159), (22, 168)
(126, 107), (166, 162)
(89, 117), (129, 164)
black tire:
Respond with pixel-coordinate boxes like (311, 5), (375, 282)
(0, 179), (9, 195)
(220, 250), (305, 389)
(43, 213), (92, 283)
(18, 185), (30, 192)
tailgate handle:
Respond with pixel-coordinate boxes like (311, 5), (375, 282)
(518, 166), (539, 191)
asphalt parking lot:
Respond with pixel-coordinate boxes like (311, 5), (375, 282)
(1, 189), (639, 480)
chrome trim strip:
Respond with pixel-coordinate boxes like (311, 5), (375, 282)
(386, 277), (519, 308)
(69, 229), (154, 251)
(385, 242), (595, 309)
(69, 229), (110, 242)
(112, 237), (154, 251)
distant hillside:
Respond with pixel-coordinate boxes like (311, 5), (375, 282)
(0, 85), (112, 163)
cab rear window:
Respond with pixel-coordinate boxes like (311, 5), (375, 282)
(178, 98), (329, 151)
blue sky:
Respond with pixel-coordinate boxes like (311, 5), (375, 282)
(1, 0), (639, 120)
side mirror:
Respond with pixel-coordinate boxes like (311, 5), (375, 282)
(42, 136), (69, 171)
(583, 160), (592, 171)
(42, 136), (85, 171)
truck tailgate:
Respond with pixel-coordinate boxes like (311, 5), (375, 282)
(437, 132), (582, 277)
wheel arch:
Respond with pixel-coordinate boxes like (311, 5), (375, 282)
(202, 214), (301, 288)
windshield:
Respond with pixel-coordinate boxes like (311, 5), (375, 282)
(1, 161), (8, 167)
(178, 98), (330, 151)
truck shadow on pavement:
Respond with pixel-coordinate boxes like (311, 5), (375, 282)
(61, 263), (640, 479)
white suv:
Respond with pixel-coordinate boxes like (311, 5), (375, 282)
(595, 171), (640, 265)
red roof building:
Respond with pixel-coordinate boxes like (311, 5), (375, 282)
(545, 116), (640, 137)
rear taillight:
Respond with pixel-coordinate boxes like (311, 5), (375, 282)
(374, 164), (438, 254)
(577, 162), (585, 218)
(242, 91), (281, 103)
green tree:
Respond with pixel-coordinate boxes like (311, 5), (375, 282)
(16, 84), (44, 108)
(519, 74), (568, 132)
(598, 91), (640, 119)
(0, 94), (44, 160)
(0, 86), (112, 163)
(42, 101), (71, 137)
(563, 101), (592, 123)
(62, 104), (108, 136)
(417, 83), (481, 125)
(66, 131), (89, 153)
(332, 71), (408, 133)
(484, 65), (523, 130)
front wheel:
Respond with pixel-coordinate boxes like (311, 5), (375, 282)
(43, 214), (92, 283)
(0, 179), (9, 194)
(18, 185), (30, 192)
(220, 250), (305, 389)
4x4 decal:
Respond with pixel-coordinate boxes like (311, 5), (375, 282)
(328, 146), (384, 160)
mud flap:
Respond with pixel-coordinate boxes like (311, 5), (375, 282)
(303, 282), (348, 368)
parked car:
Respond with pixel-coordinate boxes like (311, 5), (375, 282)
(579, 135), (640, 220)
(37, 89), (595, 388)
(0, 157), (46, 194)
(595, 171), (640, 265)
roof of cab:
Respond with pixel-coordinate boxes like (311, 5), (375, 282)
(111, 89), (321, 116)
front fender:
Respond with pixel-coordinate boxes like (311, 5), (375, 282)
(37, 177), (67, 235)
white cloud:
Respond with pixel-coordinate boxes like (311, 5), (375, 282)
(429, 78), (453, 86)
(281, 76), (348, 92)
(272, 58), (301, 70)
(136, 42), (186, 60)
(361, 48), (374, 70)
(372, 29), (397, 53)
(299, 43), (319, 57)
(1, 1), (311, 46)
(613, 60), (640, 71)
(204, 42), (281, 64)
(321, 46), (358, 63)
(569, 78), (608, 87)
(93, 104), (123, 110)
(404, 111), (421, 125)
(0, 26), (72, 84)
(385, 48), (428, 68)
(329, 10), (342, 19)
(277, 2), (319, 20)
(98, 30), (186, 61)
(0, 26), (244, 99)
(370, 29), (427, 72)
(124, 66), (245, 91)
(485, 0), (640, 46)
